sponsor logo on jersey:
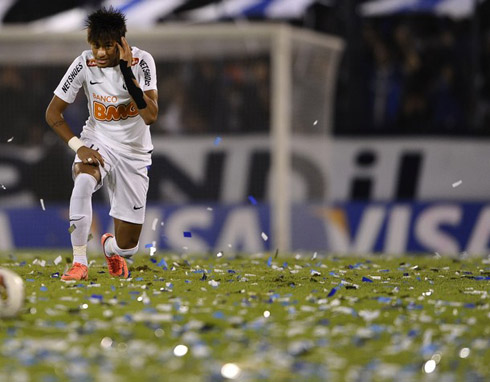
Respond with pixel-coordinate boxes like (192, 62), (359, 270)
(93, 101), (138, 122)
(92, 93), (118, 103)
(61, 62), (83, 93)
(139, 59), (151, 87)
(87, 57), (138, 68)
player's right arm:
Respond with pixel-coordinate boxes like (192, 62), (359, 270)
(45, 95), (104, 167)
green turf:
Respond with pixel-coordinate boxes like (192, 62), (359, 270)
(1, 251), (489, 382)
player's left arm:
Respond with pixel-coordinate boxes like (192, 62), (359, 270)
(140, 89), (158, 125)
(117, 37), (158, 125)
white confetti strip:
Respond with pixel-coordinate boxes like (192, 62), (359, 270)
(150, 247), (156, 256)
(173, 345), (188, 357)
(452, 180), (462, 188)
(216, 251), (223, 258)
(221, 363), (241, 379)
(313, 120), (318, 126)
(151, 218), (158, 231)
(40, 198), (45, 211)
(0, 184), (5, 190)
(207, 207), (213, 211)
(54, 255), (62, 265)
(7, 137), (14, 142)
(261, 232), (268, 241)
(423, 360), (436, 374)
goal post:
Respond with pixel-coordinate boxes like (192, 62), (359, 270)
(0, 23), (344, 253)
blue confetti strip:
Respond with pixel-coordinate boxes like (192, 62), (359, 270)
(327, 287), (337, 297)
(267, 256), (272, 267)
(183, 231), (192, 238)
(213, 311), (225, 319)
(362, 277), (373, 283)
(248, 195), (257, 205)
(214, 136), (222, 145)
(157, 258), (168, 270)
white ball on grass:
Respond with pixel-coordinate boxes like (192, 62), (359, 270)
(0, 267), (25, 318)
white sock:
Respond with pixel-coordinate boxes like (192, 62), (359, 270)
(104, 236), (138, 258)
(69, 173), (97, 266)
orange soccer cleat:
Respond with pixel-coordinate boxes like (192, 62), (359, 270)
(61, 263), (88, 281)
(101, 233), (130, 278)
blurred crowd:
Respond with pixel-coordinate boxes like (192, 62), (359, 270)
(2, 5), (490, 146)
(345, 15), (473, 134)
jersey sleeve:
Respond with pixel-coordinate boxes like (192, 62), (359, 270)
(137, 52), (157, 92)
(54, 55), (85, 103)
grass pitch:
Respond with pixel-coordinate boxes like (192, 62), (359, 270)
(0, 251), (489, 382)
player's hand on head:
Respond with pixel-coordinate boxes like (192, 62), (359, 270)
(116, 36), (132, 67)
(77, 146), (105, 167)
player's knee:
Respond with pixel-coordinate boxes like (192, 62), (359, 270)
(74, 163), (101, 183)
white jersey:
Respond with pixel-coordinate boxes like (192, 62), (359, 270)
(54, 46), (157, 157)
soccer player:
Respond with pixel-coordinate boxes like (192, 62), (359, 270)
(45, 7), (158, 280)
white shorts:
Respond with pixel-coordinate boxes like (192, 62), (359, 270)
(73, 137), (151, 225)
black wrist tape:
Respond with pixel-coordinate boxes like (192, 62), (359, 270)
(119, 59), (147, 109)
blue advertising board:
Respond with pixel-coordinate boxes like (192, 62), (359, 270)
(0, 202), (488, 255)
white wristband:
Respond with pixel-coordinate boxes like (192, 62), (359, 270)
(68, 136), (85, 153)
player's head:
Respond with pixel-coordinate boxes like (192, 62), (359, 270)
(86, 7), (126, 45)
(85, 7), (126, 68)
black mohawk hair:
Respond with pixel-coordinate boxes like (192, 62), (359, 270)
(85, 6), (127, 44)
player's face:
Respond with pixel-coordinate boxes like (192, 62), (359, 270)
(90, 40), (119, 68)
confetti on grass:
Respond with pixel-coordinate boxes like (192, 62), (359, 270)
(452, 180), (462, 188)
(54, 255), (62, 265)
(8, 253), (490, 382)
